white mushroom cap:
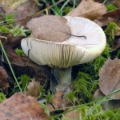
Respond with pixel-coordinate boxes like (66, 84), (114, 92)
(21, 16), (106, 68)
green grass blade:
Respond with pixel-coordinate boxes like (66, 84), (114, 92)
(0, 41), (22, 92)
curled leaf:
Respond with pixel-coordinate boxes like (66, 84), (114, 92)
(25, 79), (40, 97)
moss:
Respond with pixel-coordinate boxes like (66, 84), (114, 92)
(0, 92), (6, 103)
(107, 4), (117, 11)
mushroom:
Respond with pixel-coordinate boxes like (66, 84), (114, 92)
(21, 15), (106, 92)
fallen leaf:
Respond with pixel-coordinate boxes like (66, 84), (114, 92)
(96, 9), (120, 27)
(99, 58), (120, 99)
(115, 39), (120, 49)
(21, 56), (50, 86)
(0, 66), (9, 93)
(1, 0), (28, 10)
(15, 0), (39, 26)
(5, 46), (24, 66)
(2, 48), (36, 78)
(27, 15), (71, 42)
(63, 109), (80, 120)
(94, 89), (120, 110)
(0, 92), (49, 120)
(67, 0), (107, 20)
(47, 91), (64, 112)
(93, 89), (120, 111)
(0, 4), (6, 13)
(25, 79), (40, 97)
(94, 16), (115, 27)
(3, 60), (35, 78)
(0, 3), (13, 13)
(8, 36), (24, 48)
(102, 99), (120, 110)
(94, 89), (104, 99)
(102, 9), (120, 19)
(1, 0), (39, 27)
(113, 0), (120, 8)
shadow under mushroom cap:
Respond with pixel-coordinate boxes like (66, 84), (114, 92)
(21, 16), (106, 68)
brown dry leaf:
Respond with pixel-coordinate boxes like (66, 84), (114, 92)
(7, 36), (24, 48)
(112, 37), (120, 51)
(15, 0), (39, 26)
(62, 109), (80, 120)
(1, 0), (28, 10)
(0, 92), (49, 120)
(0, 4), (6, 13)
(113, 0), (120, 8)
(94, 89), (104, 99)
(5, 46), (24, 66)
(3, 59), (35, 78)
(27, 15), (71, 42)
(21, 56), (50, 86)
(102, 99), (120, 110)
(102, 9), (120, 19)
(25, 79), (40, 97)
(11, 64), (35, 77)
(67, 0), (107, 20)
(93, 89), (120, 110)
(0, 3), (13, 13)
(99, 58), (120, 99)
(95, 9), (120, 27)
(1, 0), (39, 27)
(94, 16), (115, 27)
(0, 66), (9, 93)
(47, 91), (64, 112)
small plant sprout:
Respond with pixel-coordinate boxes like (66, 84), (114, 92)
(10, 25), (29, 37)
(4, 13), (16, 24)
(0, 13), (29, 37)
(17, 74), (31, 91)
(15, 48), (25, 56)
(44, 92), (53, 103)
(21, 15), (106, 93)
(0, 25), (29, 37)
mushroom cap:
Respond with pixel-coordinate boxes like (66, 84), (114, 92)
(21, 16), (106, 68)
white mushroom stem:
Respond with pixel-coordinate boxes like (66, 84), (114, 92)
(51, 67), (72, 92)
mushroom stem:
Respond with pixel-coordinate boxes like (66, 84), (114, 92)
(51, 67), (72, 92)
